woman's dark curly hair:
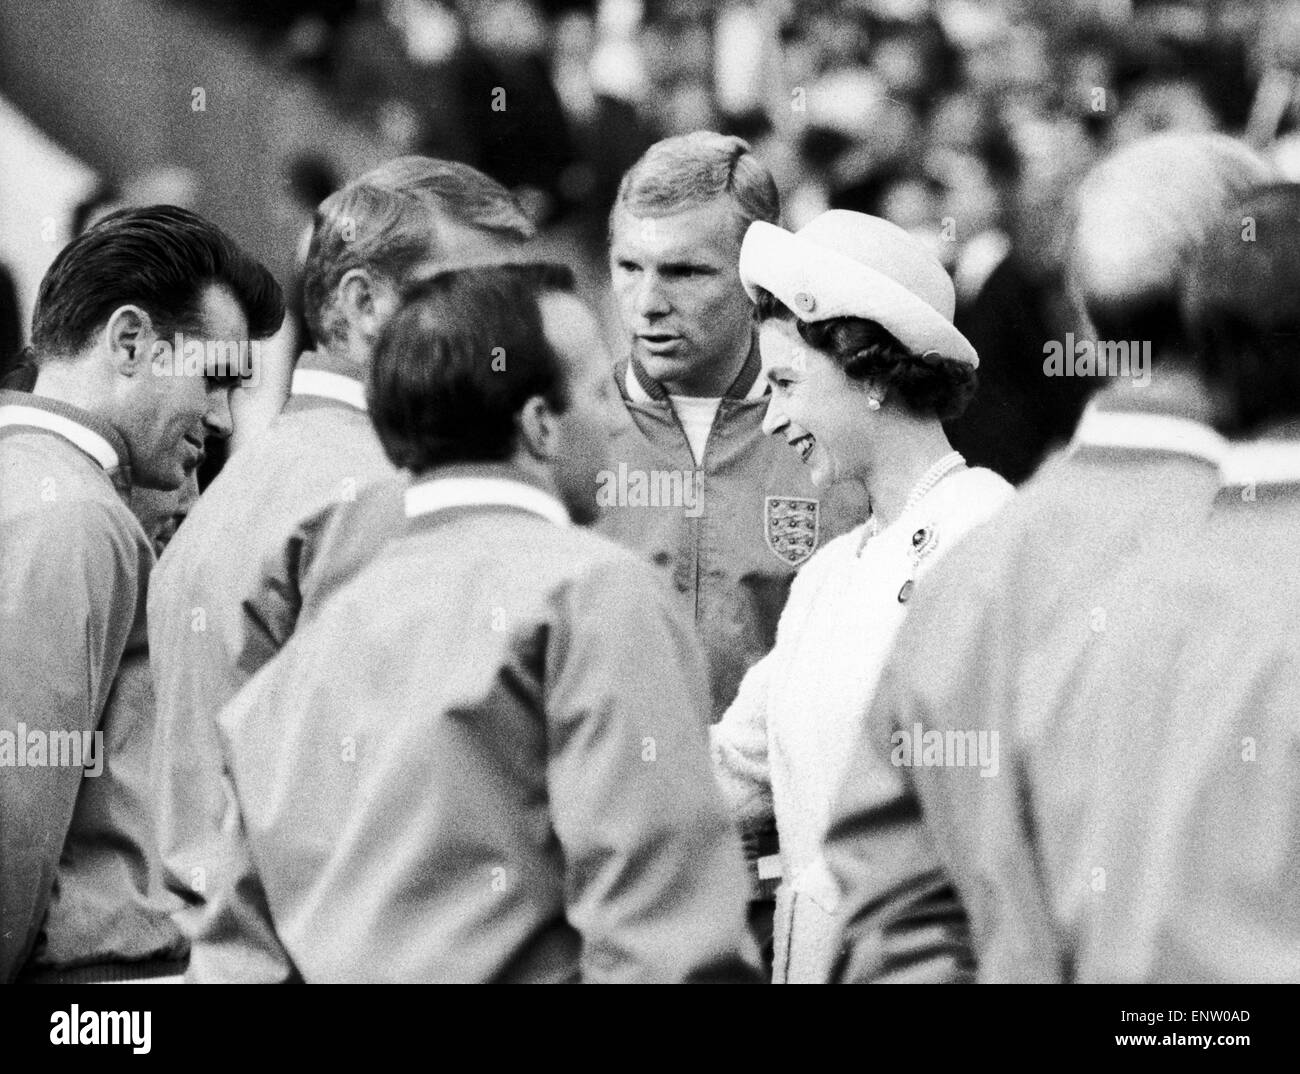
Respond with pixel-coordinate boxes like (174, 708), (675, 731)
(753, 288), (978, 421)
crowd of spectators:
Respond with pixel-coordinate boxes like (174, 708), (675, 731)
(10, 0), (1299, 479)
(193, 0), (1295, 479)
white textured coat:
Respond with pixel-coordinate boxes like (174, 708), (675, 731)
(712, 465), (1014, 982)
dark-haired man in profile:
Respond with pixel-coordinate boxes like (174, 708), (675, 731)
(191, 264), (759, 982)
(147, 158), (535, 944)
(0, 206), (283, 982)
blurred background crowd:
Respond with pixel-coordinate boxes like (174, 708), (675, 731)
(5, 0), (1300, 481)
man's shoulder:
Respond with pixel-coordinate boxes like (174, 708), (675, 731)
(0, 440), (148, 558)
(209, 407), (390, 500)
(461, 519), (678, 627)
(266, 517), (674, 683)
(949, 448), (1215, 582)
(271, 401), (383, 445)
(515, 526), (702, 673)
(1056, 525), (1250, 724)
(0, 484), (149, 627)
(340, 507), (666, 604)
(1103, 503), (1272, 624)
(1, 430), (128, 502)
(294, 473), (411, 617)
(158, 416), (394, 583)
(532, 520), (666, 586)
(305, 470), (409, 540)
(41, 496), (147, 563)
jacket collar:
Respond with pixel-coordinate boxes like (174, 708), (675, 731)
(1070, 399), (1226, 468)
(404, 464), (569, 526)
(623, 333), (767, 404)
(0, 389), (133, 489)
(288, 351), (368, 412)
(1221, 439), (1300, 487)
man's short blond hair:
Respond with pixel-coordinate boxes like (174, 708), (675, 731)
(611, 131), (780, 244)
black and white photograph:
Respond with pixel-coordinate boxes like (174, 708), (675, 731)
(0, 0), (1293, 1046)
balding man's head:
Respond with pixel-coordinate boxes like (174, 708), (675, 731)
(1069, 133), (1271, 353)
(303, 157), (535, 351)
(1182, 181), (1300, 435)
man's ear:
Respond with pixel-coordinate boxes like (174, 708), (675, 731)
(337, 269), (385, 341)
(516, 395), (557, 461)
(103, 305), (153, 376)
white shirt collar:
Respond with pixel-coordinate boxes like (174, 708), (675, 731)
(404, 476), (570, 526)
(1221, 440), (1300, 487)
(0, 403), (120, 470)
(623, 361), (768, 404)
(1071, 403), (1226, 468)
(291, 369), (368, 411)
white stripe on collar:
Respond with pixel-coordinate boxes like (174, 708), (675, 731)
(291, 369), (367, 411)
(623, 362), (769, 404)
(625, 364), (652, 403)
(404, 477), (570, 526)
(1071, 404), (1226, 467)
(0, 404), (120, 470)
(1221, 440), (1300, 487)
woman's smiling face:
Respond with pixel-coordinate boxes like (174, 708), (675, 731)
(758, 318), (878, 488)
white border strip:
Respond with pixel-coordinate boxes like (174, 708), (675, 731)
(1221, 441), (1300, 487)
(404, 477), (570, 527)
(0, 404), (119, 470)
(291, 369), (367, 412)
(1072, 406), (1227, 468)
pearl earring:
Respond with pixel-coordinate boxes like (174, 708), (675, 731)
(867, 396), (882, 411)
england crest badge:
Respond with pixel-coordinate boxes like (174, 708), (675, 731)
(765, 496), (820, 567)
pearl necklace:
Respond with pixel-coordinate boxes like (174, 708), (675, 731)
(859, 450), (968, 552)
(902, 450), (967, 516)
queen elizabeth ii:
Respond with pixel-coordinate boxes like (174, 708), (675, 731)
(711, 210), (1015, 982)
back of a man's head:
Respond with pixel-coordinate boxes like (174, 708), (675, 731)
(1182, 181), (1300, 436)
(30, 205), (284, 363)
(612, 131), (780, 242)
(303, 157), (536, 349)
(1070, 132), (1271, 355)
(368, 262), (575, 475)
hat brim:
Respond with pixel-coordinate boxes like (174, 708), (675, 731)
(739, 221), (979, 368)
